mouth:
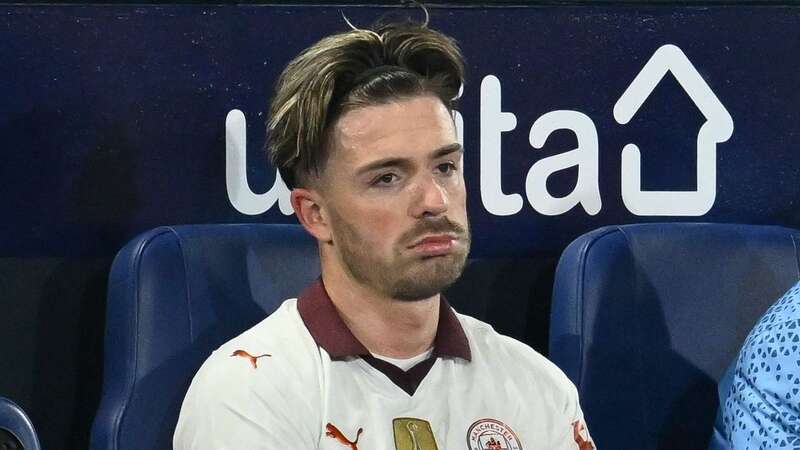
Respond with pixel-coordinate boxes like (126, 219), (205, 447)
(408, 234), (459, 257)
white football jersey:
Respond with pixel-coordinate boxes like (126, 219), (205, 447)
(174, 280), (595, 450)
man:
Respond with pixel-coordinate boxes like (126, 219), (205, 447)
(174, 16), (594, 450)
(723, 280), (800, 449)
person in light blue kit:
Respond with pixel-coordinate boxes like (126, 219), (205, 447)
(723, 280), (800, 449)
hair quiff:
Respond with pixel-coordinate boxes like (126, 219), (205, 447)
(266, 17), (465, 188)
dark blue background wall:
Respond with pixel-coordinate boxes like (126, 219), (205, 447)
(1, 4), (799, 447)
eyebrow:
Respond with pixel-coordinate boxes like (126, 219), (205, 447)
(355, 143), (463, 177)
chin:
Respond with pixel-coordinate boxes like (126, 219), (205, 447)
(390, 256), (466, 301)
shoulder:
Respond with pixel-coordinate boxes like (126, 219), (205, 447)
(174, 299), (323, 447)
(183, 299), (322, 407)
(727, 280), (800, 411)
(752, 280), (800, 332)
(457, 312), (577, 397)
(725, 281), (800, 449)
(739, 280), (800, 364)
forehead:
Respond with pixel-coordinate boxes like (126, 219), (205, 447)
(328, 96), (457, 166)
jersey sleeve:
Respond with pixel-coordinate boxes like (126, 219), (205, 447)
(173, 348), (321, 450)
(552, 383), (597, 450)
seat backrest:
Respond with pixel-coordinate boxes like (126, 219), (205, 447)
(90, 224), (319, 450)
(549, 223), (800, 450)
(0, 397), (41, 450)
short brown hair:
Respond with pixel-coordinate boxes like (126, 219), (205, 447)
(266, 18), (465, 188)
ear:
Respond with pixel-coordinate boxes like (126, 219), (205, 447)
(291, 187), (332, 243)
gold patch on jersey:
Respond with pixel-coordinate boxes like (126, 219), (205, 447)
(392, 418), (439, 450)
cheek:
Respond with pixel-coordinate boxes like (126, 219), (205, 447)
(447, 179), (468, 212)
(326, 183), (420, 245)
(338, 201), (406, 245)
(362, 208), (405, 241)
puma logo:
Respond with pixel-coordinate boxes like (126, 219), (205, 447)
(230, 349), (272, 369)
(325, 423), (363, 450)
(572, 420), (595, 450)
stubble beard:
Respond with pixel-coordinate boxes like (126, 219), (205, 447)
(334, 217), (471, 301)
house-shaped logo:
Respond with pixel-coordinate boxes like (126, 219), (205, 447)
(613, 44), (734, 216)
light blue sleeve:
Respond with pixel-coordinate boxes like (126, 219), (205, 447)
(723, 281), (800, 450)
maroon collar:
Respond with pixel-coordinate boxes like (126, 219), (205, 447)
(296, 279), (471, 361)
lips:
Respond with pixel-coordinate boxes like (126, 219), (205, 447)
(409, 234), (458, 256)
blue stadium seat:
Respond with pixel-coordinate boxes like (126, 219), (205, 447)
(0, 397), (41, 450)
(89, 224), (319, 450)
(549, 223), (800, 450)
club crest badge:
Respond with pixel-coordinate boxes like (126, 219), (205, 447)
(467, 418), (522, 450)
(393, 418), (439, 450)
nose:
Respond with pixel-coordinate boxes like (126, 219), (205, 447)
(410, 175), (448, 218)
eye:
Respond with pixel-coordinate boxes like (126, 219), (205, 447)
(372, 173), (398, 186)
(436, 162), (457, 176)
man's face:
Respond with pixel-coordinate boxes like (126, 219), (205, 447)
(319, 95), (470, 301)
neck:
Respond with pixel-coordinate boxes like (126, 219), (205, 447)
(321, 256), (439, 359)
